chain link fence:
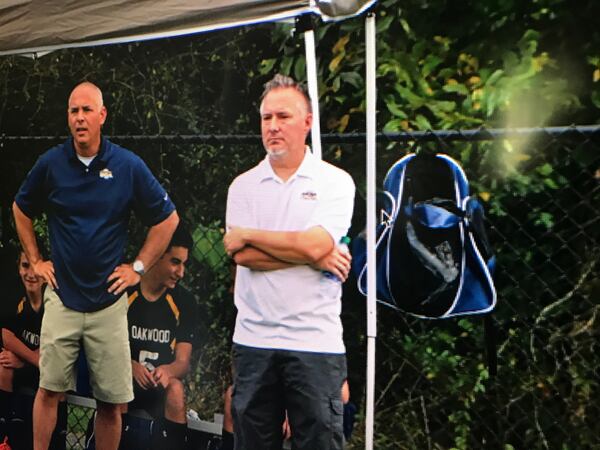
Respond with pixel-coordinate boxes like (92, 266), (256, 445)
(1, 125), (598, 449)
(347, 126), (600, 449)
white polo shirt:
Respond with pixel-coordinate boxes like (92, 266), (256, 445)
(226, 149), (355, 353)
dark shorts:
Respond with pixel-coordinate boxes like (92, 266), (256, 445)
(129, 384), (166, 419)
(231, 344), (346, 450)
(13, 365), (39, 392)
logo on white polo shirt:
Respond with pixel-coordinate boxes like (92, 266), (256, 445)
(301, 190), (317, 200)
(99, 168), (113, 179)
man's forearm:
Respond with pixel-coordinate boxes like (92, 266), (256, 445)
(12, 202), (42, 264)
(234, 247), (294, 271)
(1, 329), (39, 367)
(136, 211), (179, 269)
(240, 227), (334, 265)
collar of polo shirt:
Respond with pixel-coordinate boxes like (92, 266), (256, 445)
(259, 146), (317, 183)
(67, 136), (110, 164)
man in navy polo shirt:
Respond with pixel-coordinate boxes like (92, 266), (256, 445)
(13, 81), (179, 450)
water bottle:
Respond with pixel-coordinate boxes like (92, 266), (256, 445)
(323, 236), (351, 282)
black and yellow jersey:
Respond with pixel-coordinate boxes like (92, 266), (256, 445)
(5, 295), (43, 351)
(127, 283), (198, 368)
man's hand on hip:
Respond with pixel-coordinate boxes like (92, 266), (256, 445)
(32, 259), (58, 289)
(107, 264), (140, 295)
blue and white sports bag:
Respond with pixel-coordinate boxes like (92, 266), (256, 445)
(353, 152), (497, 319)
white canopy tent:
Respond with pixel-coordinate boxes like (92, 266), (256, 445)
(0, 2), (379, 447)
(0, 0), (375, 56)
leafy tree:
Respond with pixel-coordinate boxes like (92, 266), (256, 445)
(0, 1), (598, 448)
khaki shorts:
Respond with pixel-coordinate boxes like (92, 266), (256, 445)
(40, 288), (133, 404)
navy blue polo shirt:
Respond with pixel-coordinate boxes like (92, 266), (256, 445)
(15, 138), (176, 312)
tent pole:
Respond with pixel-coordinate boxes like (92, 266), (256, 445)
(300, 16), (323, 160)
(365, 11), (377, 450)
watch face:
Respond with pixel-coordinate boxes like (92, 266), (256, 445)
(133, 260), (145, 274)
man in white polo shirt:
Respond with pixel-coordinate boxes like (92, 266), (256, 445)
(224, 74), (355, 450)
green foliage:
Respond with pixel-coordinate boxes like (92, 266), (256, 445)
(255, 2), (599, 449)
(191, 222), (227, 272)
(261, 0), (591, 144)
(1, 1), (599, 448)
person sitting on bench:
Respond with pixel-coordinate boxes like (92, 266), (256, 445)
(0, 247), (66, 450)
(122, 224), (199, 450)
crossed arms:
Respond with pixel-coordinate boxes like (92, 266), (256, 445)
(223, 226), (351, 281)
(0, 328), (39, 369)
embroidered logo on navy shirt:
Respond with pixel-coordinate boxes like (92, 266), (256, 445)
(301, 191), (317, 200)
(99, 168), (113, 179)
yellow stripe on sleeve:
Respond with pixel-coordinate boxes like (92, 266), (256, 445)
(17, 297), (26, 314)
(165, 294), (180, 324)
(127, 290), (139, 307)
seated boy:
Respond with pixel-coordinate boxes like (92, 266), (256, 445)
(123, 224), (199, 450)
(0, 249), (65, 450)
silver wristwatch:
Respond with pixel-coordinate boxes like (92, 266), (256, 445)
(132, 259), (145, 276)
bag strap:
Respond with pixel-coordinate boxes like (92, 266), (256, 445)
(376, 299), (402, 311)
(465, 197), (494, 262)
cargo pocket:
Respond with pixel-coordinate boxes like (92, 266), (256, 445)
(329, 397), (345, 449)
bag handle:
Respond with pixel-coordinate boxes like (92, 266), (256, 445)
(404, 197), (464, 229)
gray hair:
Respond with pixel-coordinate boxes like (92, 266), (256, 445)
(261, 74), (312, 113)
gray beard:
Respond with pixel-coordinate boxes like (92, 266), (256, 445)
(266, 147), (288, 160)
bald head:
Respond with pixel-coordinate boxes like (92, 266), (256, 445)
(69, 82), (104, 109)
